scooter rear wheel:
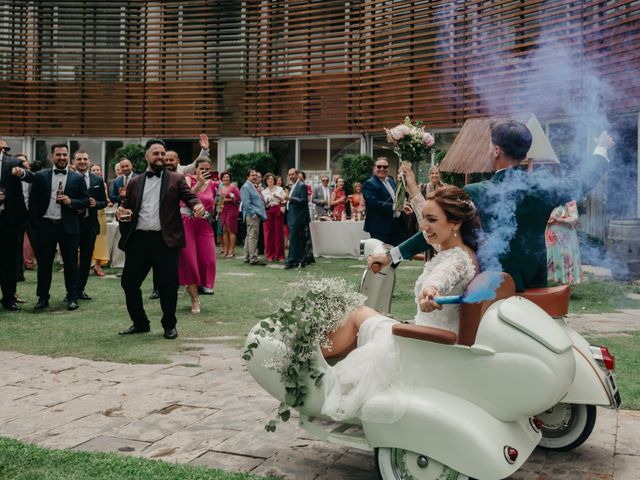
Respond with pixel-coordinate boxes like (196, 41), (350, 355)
(375, 447), (470, 480)
(537, 403), (597, 451)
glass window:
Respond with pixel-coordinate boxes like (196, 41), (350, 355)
(300, 139), (327, 172)
(225, 139), (257, 165)
(268, 140), (296, 178)
(329, 138), (361, 175)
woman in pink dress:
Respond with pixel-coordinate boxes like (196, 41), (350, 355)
(262, 173), (285, 261)
(179, 158), (219, 314)
(331, 178), (347, 220)
(217, 171), (241, 258)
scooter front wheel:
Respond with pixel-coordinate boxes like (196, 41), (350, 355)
(537, 403), (597, 451)
(375, 447), (470, 480)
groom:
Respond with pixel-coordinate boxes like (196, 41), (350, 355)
(371, 120), (613, 292)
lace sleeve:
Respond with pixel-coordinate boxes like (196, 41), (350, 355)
(409, 191), (426, 225)
(419, 248), (474, 296)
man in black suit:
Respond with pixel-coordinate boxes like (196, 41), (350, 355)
(362, 157), (402, 245)
(284, 168), (310, 269)
(29, 143), (89, 311)
(72, 150), (107, 301)
(0, 140), (32, 311)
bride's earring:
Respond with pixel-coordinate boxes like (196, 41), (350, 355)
(453, 229), (457, 238)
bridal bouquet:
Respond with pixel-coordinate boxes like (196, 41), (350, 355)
(243, 277), (366, 431)
(385, 116), (435, 212)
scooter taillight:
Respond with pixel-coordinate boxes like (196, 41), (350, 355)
(503, 446), (518, 464)
(589, 345), (616, 371)
(530, 416), (543, 431)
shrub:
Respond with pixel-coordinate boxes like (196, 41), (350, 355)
(338, 154), (373, 194)
(227, 152), (279, 187)
(110, 144), (146, 174)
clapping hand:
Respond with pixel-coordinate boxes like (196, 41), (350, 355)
(11, 166), (26, 177)
(419, 285), (442, 312)
(193, 203), (206, 217)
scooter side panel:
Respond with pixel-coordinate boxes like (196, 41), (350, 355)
(362, 387), (540, 480)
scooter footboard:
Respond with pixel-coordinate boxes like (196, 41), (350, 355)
(362, 387), (540, 480)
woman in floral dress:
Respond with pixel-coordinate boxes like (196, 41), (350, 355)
(545, 199), (582, 284)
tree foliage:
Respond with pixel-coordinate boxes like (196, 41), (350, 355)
(226, 152), (279, 187)
(338, 154), (373, 195)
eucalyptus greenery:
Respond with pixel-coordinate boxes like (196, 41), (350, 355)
(243, 277), (366, 431)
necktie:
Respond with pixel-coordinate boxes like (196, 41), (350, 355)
(123, 175), (129, 188)
(54, 169), (67, 175)
(145, 171), (161, 178)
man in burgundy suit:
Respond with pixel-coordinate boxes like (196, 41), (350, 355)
(116, 139), (204, 339)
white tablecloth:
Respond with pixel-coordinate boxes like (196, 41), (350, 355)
(309, 220), (370, 258)
(107, 222), (126, 268)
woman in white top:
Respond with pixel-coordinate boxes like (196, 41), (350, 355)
(261, 172), (286, 262)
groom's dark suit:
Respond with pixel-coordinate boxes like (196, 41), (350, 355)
(285, 180), (310, 267)
(398, 154), (608, 291)
(119, 169), (200, 332)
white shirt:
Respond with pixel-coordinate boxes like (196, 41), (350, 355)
(136, 173), (162, 231)
(263, 186), (284, 207)
(44, 168), (68, 220)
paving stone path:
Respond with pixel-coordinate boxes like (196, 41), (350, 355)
(1, 309), (640, 479)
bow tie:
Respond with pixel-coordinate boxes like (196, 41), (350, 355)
(146, 170), (161, 178)
(54, 169), (67, 175)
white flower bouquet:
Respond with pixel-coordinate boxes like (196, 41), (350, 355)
(243, 277), (366, 431)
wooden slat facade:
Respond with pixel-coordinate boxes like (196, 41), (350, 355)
(1, 0), (639, 138)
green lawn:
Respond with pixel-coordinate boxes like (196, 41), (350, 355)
(0, 436), (277, 480)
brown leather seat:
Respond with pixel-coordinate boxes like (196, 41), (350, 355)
(458, 272), (516, 346)
(392, 323), (458, 345)
(519, 285), (570, 317)
(391, 272), (516, 347)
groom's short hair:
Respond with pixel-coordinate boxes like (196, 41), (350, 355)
(490, 120), (532, 162)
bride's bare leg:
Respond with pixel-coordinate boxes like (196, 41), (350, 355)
(322, 305), (379, 358)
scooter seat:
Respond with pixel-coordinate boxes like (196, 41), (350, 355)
(519, 285), (570, 317)
(392, 324), (457, 345)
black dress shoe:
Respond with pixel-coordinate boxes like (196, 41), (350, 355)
(2, 302), (21, 311)
(149, 290), (160, 300)
(249, 260), (266, 266)
(283, 263), (297, 270)
(78, 292), (92, 300)
(163, 328), (178, 340)
(67, 301), (79, 311)
(198, 287), (214, 295)
(34, 299), (49, 310)
(118, 325), (151, 335)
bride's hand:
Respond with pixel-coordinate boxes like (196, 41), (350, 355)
(419, 286), (442, 312)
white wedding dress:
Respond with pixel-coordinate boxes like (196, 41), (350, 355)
(322, 246), (477, 422)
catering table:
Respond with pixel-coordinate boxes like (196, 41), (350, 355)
(309, 220), (370, 258)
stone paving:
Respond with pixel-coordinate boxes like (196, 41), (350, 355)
(1, 309), (640, 479)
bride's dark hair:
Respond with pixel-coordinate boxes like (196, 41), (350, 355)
(426, 185), (483, 251)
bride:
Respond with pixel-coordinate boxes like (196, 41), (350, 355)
(320, 185), (482, 421)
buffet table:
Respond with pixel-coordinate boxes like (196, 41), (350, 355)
(309, 220), (370, 258)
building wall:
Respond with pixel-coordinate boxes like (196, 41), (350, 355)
(2, 1), (639, 138)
